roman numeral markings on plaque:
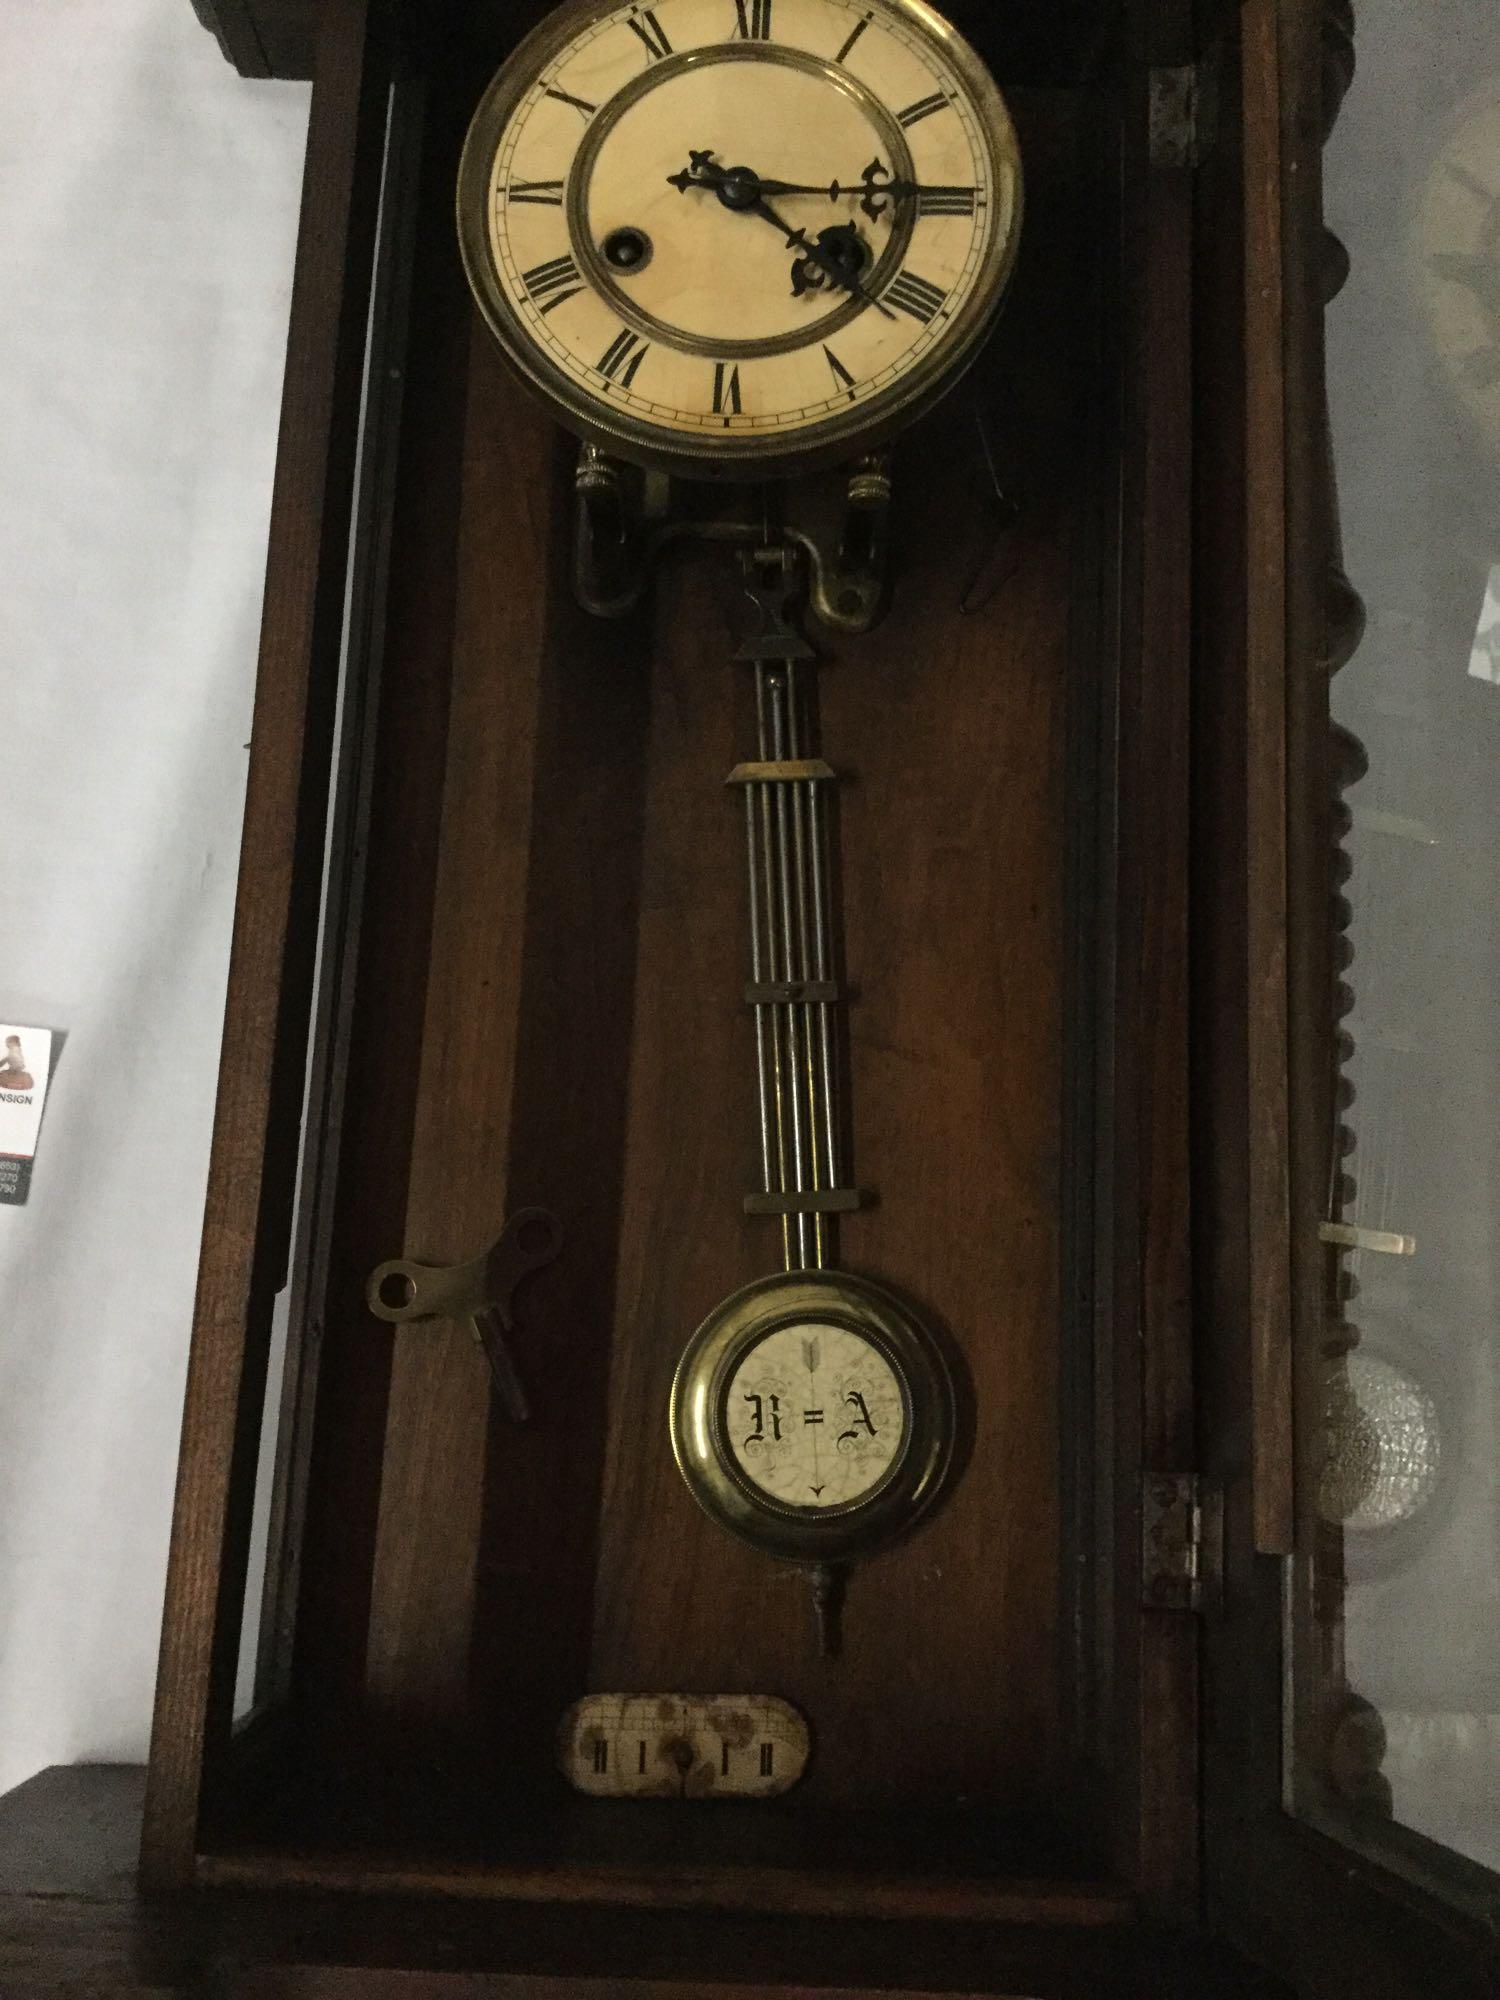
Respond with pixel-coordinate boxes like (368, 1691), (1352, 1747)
(823, 345), (856, 396)
(917, 185), (978, 217)
(544, 84), (597, 118)
(626, 6), (673, 59)
(834, 10), (872, 63)
(597, 327), (649, 388)
(507, 179), (565, 206)
(522, 253), (584, 314)
(897, 89), (950, 128)
(885, 269), (948, 322)
(734, 0), (773, 38)
(759, 1743), (774, 1777)
(592, 1739), (608, 1774)
(712, 362), (743, 416)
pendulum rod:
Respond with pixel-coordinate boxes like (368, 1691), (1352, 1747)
(729, 547), (861, 1278)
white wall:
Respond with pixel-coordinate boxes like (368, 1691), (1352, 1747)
(0, 0), (308, 1796)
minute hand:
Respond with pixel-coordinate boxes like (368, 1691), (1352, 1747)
(675, 167), (970, 211)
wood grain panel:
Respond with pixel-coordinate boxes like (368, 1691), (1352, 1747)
(141, 0), (388, 1885)
(362, 325), (557, 1718)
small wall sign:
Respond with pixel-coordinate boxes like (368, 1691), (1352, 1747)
(0, 1024), (57, 1206)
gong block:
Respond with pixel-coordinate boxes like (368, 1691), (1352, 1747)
(144, 0), (1200, 1945)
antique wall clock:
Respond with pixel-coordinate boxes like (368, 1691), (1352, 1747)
(136, 0), (1291, 1982)
(0, 0), (1483, 1991)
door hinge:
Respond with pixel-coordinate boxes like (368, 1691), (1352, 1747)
(1142, 1473), (1224, 1614)
(1149, 56), (1220, 170)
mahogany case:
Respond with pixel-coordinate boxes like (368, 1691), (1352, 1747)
(147, 0), (1217, 1970)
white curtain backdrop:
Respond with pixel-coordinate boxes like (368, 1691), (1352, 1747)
(0, 0), (308, 1796)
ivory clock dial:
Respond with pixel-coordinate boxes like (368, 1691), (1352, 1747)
(457, 0), (1022, 473)
(726, 1319), (907, 1509)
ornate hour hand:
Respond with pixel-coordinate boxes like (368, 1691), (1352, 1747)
(790, 223), (865, 299)
(669, 151), (895, 318)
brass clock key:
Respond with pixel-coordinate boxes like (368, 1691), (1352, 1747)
(366, 1208), (563, 1422)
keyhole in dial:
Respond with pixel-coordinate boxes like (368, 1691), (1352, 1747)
(602, 226), (653, 274)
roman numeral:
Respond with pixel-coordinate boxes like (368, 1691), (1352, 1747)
(823, 345), (856, 395)
(834, 10), (871, 62)
(721, 1741), (731, 1775)
(897, 90), (950, 128)
(917, 185), (977, 217)
(759, 1743), (774, 1776)
(522, 253), (583, 313)
(626, 6), (673, 59)
(507, 179), (564, 206)
(885, 269), (948, 322)
(545, 85), (597, 118)
(598, 327), (649, 388)
(638, 1740), (647, 1773)
(712, 362), (743, 415)
(734, 0), (772, 38)
(592, 1740), (608, 1774)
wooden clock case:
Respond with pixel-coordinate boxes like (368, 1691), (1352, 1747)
(156, 0), (1179, 1914)
(14, 0), (1456, 1993)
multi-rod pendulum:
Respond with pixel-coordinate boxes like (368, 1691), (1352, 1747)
(730, 544), (865, 1655)
(729, 547), (861, 1277)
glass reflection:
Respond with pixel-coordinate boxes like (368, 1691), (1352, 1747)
(1310, 0), (1500, 1880)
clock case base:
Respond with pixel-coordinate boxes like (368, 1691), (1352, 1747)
(147, 0), (1205, 1950)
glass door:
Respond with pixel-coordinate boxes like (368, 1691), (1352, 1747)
(1293, 0), (1500, 1902)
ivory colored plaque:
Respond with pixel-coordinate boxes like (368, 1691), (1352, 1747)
(558, 1693), (811, 1799)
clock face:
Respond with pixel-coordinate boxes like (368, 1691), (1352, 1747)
(1415, 85), (1500, 451)
(724, 1318), (908, 1510)
(456, 0), (1022, 473)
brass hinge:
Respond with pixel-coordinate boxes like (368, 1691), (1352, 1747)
(1149, 57), (1220, 170)
(1142, 1473), (1224, 1614)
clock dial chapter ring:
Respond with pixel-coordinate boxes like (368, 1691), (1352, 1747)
(565, 44), (918, 363)
(670, 1270), (956, 1566)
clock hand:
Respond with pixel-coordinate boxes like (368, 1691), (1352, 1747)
(669, 154), (973, 218)
(668, 153), (896, 320)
